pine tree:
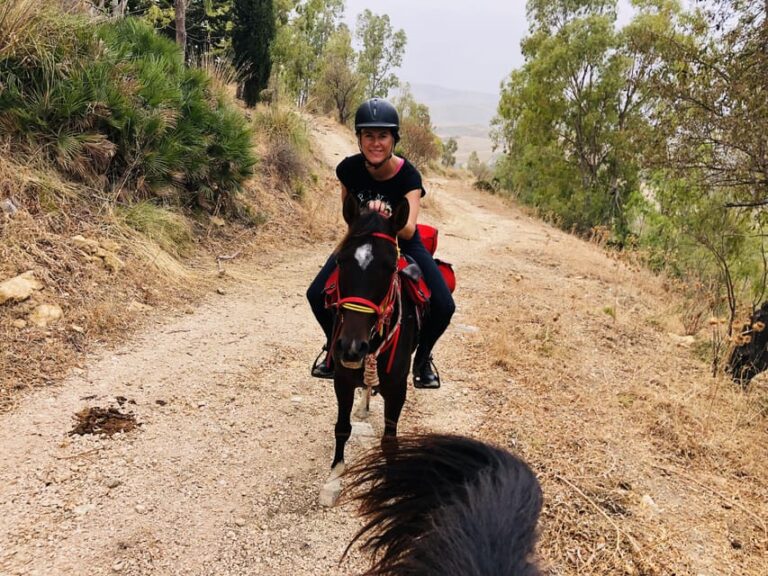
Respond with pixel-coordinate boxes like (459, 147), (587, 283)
(232, 0), (276, 107)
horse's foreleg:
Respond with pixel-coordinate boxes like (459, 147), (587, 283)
(353, 385), (372, 420)
(320, 380), (354, 507)
(381, 378), (407, 438)
(332, 380), (355, 468)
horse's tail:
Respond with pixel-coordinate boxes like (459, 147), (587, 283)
(342, 434), (543, 576)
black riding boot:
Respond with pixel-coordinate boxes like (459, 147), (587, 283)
(413, 350), (440, 389)
(311, 345), (335, 379)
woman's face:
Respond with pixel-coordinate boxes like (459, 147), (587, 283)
(359, 128), (394, 164)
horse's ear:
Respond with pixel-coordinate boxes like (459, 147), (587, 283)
(343, 193), (360, 226)
(391, 199), (410, 232)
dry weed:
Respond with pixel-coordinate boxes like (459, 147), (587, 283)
(1, 140), (336, 411)
(455, 223), (768, 574)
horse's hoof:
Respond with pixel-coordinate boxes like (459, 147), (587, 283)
(329, 461), (346, 480)
(319, 478), (341, 507)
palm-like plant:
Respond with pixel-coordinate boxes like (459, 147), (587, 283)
(1, 5), (256, 213)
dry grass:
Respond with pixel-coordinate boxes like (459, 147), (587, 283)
(0, 157), (198, 409)
(452, 216), (768, 574)
(0, 126), (337, 411)
(5, 107), (766, 574)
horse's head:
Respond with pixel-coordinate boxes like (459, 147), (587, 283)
(333, 194), (410, 369)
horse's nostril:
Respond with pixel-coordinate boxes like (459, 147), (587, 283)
(338, 338), (369, 361)
(355, 340), (370, 358)
(347, 339), (368, 359)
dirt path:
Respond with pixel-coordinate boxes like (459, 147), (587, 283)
(1, 118), (766, 576)
(0, 127), (510, 575)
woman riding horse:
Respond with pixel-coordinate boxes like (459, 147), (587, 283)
(306, 97), (455, 389)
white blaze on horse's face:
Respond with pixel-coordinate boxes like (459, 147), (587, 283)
(355, 243), (374, 270)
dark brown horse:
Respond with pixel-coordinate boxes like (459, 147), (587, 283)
(322, 195), (419, 490)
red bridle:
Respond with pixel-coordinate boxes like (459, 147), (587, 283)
(331, 232), (403, 373)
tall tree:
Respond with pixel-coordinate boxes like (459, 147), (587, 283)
(651, 0), (768, 209)
(494, 0), (676, 239)
(232, 0), (276, 106)
(315, 25), (361, 123)
(126, 1), (234, 58)
(271, 0), (344, 106)
(641, 0), (768, 320)
(441, 137), (458, 167)
(175, 0), (187, 60)
(355, 9), (406, 98)
(393, 86), (439, 168)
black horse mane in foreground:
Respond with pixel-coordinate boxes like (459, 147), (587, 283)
(342, 434), (543, 576)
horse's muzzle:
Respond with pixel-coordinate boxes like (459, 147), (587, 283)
(339, 358), (365, 369)
(337, 337), (369, 369)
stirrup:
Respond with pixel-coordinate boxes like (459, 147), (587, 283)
(311, 345), (334, 379)
(413, 356), (440, 389)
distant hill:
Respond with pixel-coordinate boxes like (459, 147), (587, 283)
(404, 83), (500, 166)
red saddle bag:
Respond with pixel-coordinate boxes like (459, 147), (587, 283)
(417, 224), (456, 294)
(417, 223), (439, 255)
(436, 260), (456, 293)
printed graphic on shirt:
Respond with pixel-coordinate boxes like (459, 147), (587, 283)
(354, 190), (388, 205)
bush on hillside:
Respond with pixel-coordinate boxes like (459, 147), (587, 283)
(252, 106), (309, 193)
(117, 201), (194, 257)
(398, 118), (439, 170)
(0, 3), (255, 214)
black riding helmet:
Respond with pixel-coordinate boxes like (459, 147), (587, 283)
(354, 98), (400, 143)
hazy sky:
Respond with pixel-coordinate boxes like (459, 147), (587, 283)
(343, 0), (638, 95)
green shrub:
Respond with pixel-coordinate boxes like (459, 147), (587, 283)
(252, 106), (309, 186)
(252, 106), (309, 151)
(118, 201), (194, 256)
(0, 6), (256, 214)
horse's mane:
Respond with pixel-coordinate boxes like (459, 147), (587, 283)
(335, 209), (390, 254)
(342, 434), (543, 576)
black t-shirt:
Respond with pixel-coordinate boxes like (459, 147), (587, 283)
(336, 154), (426, 207)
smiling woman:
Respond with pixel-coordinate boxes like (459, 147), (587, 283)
(358, 128), (397, 169)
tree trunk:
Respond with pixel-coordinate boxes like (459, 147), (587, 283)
(175, 0), (187, 62)
(109, 0), (129, 18)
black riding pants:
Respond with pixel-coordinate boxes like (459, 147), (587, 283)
(306, 228), (455, 359)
